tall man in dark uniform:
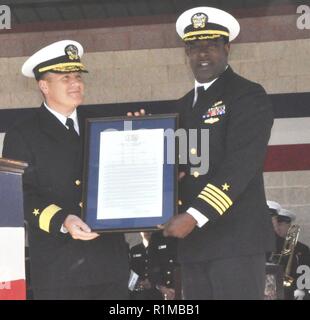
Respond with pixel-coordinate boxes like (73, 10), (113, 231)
(3, 40), (129, 299)
(161, 7), (275, 299)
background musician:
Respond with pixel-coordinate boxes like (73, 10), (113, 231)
(267, 202), (310, 300)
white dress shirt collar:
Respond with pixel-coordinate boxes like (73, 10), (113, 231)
(195, 78), (218, 92)
(193, 65), (229, 106)
(193, 78), (218, 107)
(43, 102), (79, 134)
(142, 238), (149, 248)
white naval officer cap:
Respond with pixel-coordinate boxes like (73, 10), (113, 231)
(267, 200), (282, 215)
(21, 40), (88, 80)
(278, 209), (296, 223)
(176, 6), (240, 43)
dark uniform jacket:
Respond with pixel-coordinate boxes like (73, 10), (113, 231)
(3, 105), (129, 290)
(129, 233), (178, 300)
(177, 66), (275, 263)
(129, 242), (162, 300)
(129, 234), (178, 289)
(148, 232), (178, 289)
(130, 243), (153, 283)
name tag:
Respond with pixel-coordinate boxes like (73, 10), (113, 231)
(158, 245), (167, 250)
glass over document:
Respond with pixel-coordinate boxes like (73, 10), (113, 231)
(82, 114), (178, 232)
(97, 129), (164, 220)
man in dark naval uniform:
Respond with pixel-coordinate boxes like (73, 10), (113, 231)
(129, 231), (178, 300)
(161, 7), (275, 299)
(129, 232), (162, 300)
(3, 40), (129, 299)
(149, 231), (178, 300)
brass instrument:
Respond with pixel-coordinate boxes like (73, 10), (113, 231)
(270, 224), (300, 287)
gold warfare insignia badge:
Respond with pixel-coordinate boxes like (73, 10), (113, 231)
(191, 13), (208, 29)
(65, 44), (79, 60)
(204, 117), (219, 124)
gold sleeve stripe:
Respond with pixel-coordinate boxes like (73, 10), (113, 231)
(200, 190), (227, 212)
(198, 194), (224, 215)
(203, 187), (230, 209)
(206, 184), (233, 206)
(39, 204), (62, 233)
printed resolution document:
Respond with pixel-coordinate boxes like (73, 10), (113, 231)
(97, 129), (164, 220)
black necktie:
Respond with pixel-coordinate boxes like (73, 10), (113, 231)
(194, 86), (205, 108)
(65, 118), (79, 140)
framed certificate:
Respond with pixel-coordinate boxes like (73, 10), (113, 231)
(81, 114), (178, 232)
